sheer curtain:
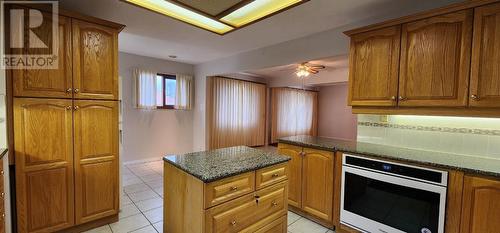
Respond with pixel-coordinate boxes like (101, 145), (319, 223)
(175, 74), (193, 110)
(271, 87), (318, 143)
(207, 77), (266, 149)
(134, 68), (157, 109)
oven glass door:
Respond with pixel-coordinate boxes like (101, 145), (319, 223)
(341, 166), (446, 233)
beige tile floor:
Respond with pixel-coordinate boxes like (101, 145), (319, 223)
(84, 160), (334, 233)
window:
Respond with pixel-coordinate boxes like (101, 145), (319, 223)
(156, 74), (176, 109)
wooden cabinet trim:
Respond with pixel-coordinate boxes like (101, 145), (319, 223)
(204, 171), (255, 209)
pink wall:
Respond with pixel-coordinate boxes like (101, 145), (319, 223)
(318, 83), (357, 140)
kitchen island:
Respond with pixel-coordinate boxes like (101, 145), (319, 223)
(163, 146), (290, 233)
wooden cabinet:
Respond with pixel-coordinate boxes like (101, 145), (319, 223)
(12, 15), (73, 98)
(460, 175), (500, 233)
(470, 2), (500, 108)
(0, 156), (5, 233)
(348, 26), (401, 107)
(164, 162), (289, 233)
(399, 10), (472, 107)
(277, 144), (335, 226)
(72, 20), (119, 100)
(345, 1), (500, 116)
(9, 6), (124, 232)
(13, 98), (75, 233)
(277, 144), (302, 208)
(302, 148), (334, 223)
(74, 100), (119, 224)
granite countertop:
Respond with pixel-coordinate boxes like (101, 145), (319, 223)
(279, 135), (500, 177)
(163, 146), (290, 183)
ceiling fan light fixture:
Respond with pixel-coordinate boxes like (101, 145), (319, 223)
(124, 0), (234, 34)
(296, 64), (310, 78)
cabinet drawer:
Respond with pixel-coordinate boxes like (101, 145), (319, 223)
(205, 181), (287, 233)
(204, 172), (255, 209)
(256, 163), (288, 189)
(253, 215), (287, 233)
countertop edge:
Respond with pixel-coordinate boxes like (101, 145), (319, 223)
(278, 139), (500, 178)
(163, 156), (290, 183)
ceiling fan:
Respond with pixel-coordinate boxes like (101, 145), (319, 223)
(296, 62), (326, 78)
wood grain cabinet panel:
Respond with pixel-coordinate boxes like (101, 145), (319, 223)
(470, 3), (500, 107)
(302, 148), (334, 223)
(277, 144), (302, 208)
(460, 175), (500, 233)
(74, 100), (119, 224)
(253, 216), (287, 233)
(13, 98), (74, 233)
(399, 10), (473, 107)
(12, 15), (72, 98)
(348, 26), (401, 106)
(72, 20), (118, 100)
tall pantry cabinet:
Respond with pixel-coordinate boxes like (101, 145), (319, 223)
(8, 7), (124, 233)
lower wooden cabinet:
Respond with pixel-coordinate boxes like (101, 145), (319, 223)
(14, 98), (119, 232)
(460, 175), (500, 233)
(278, 144), (335, 226)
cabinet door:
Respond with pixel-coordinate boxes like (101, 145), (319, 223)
(399, 10), (473, 107)
(72, 20), (118, 100)
(461, 175), (500, 233)
(12, 15), (72, 98)
(277, 144), (302, 208)
(254, 216), (287, 233)
(302, 148), (334, 223)
(348, 26), (401, 106)
(470, 3), (500, 107)
(14, 98), (74, 233)
(74, 100), (119, 224)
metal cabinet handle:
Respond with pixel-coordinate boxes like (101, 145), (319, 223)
(398, 96), (407, 101)
(74, 88), (80, 93)
(66, 106), (72, 110)
(66, 88), (72, 93)
(470, 94), (479, 101)
(73, 106), (80, 110)
(390, 96), (396, 101)
(231, 220), (237, 226)
(272, 173), (279, 178)
(230, 186), (238, 191)
(271, 201), (278, 207)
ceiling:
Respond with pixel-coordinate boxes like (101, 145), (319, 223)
(59, 0), (462, 64)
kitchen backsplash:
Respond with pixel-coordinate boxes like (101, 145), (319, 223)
(357, 114), (500, 159)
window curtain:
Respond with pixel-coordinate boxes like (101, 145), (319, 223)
(134, 68), (157, 109)
(271, 87), (318, 143)
(175, 74), (193, 110)
(207, 77), (266, 149)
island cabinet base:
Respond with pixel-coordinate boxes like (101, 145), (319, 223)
(164, 162), (289, 233)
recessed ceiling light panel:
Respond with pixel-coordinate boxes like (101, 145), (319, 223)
(221, 0), (303, 27)
(123, 0), (308, 35)
(124, 0), (234, 34)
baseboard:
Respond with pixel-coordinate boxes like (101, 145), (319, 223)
(55, 214), (118, 233)
(123, 157), (163, 166)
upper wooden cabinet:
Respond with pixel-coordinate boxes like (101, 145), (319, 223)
(72, 20), (119, 100)
(11, 18), (120, 100)
(345, 1), (500, 116)
(348, 26), (400, 107)
(12, 15), (73, 98)
(460, 175), (500, 233)
(399, 10), (473, 107)
(470, 2), (500, 108)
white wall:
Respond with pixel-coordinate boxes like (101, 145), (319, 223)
(120, 52), (195, 162)
(318, 84), (357, 140)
